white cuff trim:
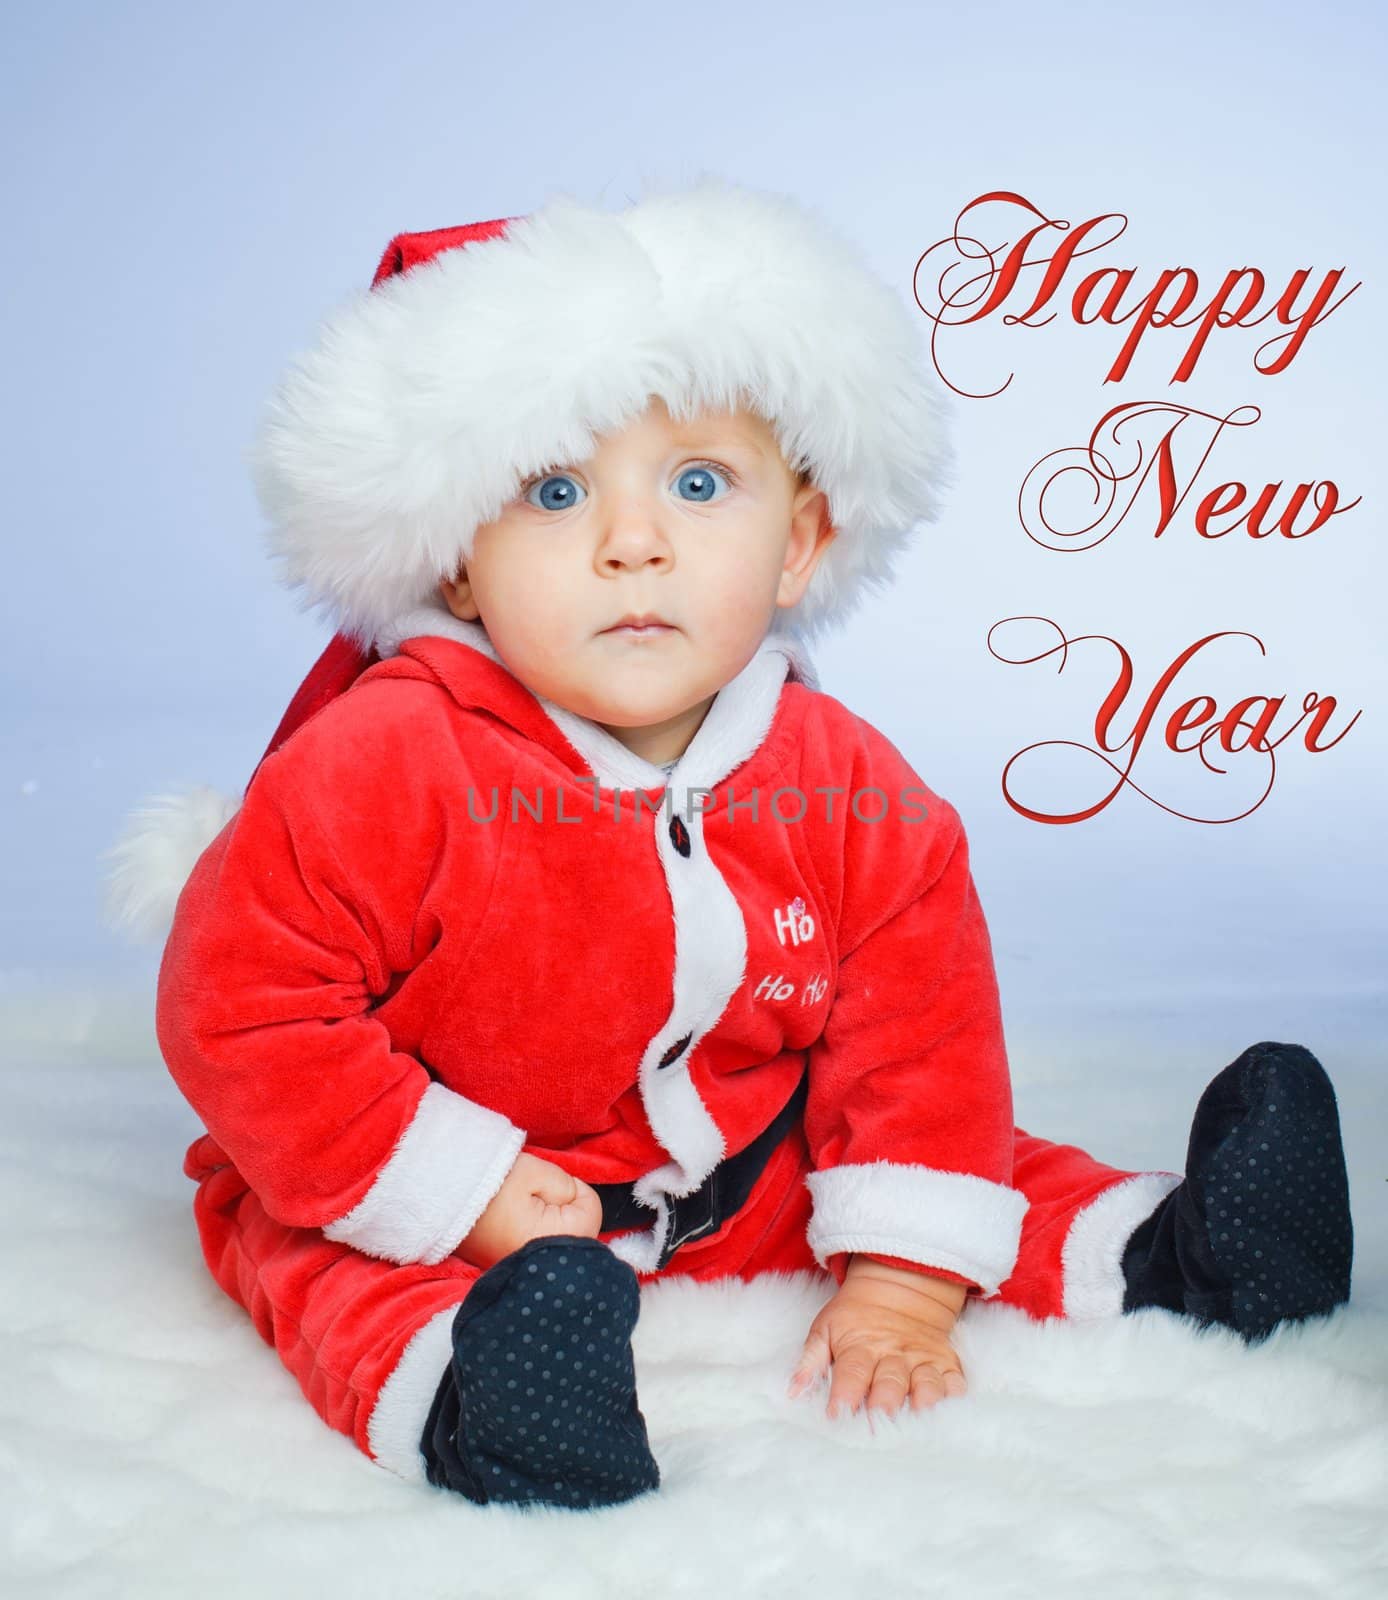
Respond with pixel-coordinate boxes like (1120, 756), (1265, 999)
(322, 1080), (527, 1266)
(805, 1161), (1029, 1298)
(1061, 1170), (1183, 1320)
(367, 1301), (461, 1482)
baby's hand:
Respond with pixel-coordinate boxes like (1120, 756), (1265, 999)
(454, 1151), (604, 1271)
(787, 1258), (969, 1419)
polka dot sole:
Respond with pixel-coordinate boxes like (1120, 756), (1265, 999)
(1202, 1042), (1353, 1341)
(446, 1234), (661, 1510)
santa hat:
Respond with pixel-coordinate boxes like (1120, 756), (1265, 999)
(103, 174), (956, 943)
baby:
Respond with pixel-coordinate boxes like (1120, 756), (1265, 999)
(113, 179), (1354, 1514)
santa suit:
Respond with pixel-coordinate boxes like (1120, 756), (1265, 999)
(155, 609), (1181, 1484)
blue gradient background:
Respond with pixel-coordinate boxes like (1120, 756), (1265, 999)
(2, 1), (1383, 1121)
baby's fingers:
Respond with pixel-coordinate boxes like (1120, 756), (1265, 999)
(787, 1329), (830, 1398)
(826, 1352), (876, 1420)
(539, 1179), (602, 1237)
(910, 1363), (967, 1411)
(535, 1168), (579, 1208)
(563, 1181), (604, 1237)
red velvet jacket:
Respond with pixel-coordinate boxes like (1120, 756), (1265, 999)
(156, 615), (1027, 1295)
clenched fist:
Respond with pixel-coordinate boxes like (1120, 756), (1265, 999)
(454, 1151), (605, 1271)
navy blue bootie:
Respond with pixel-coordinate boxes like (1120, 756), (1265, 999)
(419, 1234), (661, 1510)
(1121, 1041), (1353, 1341)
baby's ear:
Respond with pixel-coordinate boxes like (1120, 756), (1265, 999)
(438, 562), (479, 621)
(778, 483), (837, 612)
(797, 480), (835, 545)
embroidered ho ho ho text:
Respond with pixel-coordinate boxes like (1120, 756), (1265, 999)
(753, 971), (828, 1006)
(774, 896), (816, 947)
(460, 783), (932, 825)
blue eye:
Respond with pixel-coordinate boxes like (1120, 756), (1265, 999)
(523, 473), (586, 511)
(674, 463), (733, 504)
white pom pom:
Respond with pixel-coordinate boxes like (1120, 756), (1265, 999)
(102, 785), (243, 944)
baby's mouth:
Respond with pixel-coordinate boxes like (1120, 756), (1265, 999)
(600, 616), (678, 639)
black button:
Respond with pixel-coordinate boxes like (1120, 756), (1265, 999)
(669, 814), (691, 856)
(658, 1032), (692, 1070)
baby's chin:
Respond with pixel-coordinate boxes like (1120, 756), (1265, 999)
(546, 659), (707, 715)
(574, 690), (698, 728)
(558, 672), (718, 729)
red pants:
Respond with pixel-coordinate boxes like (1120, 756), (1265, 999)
(187, 1122), (1179, 1483)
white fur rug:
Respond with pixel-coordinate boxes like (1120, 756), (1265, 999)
(4, 990), (1386, 1600)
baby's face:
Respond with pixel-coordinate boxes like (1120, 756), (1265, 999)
(438, 396), (835, 765)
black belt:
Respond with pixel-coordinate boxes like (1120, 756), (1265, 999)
(591, 1065), (809, 1270)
